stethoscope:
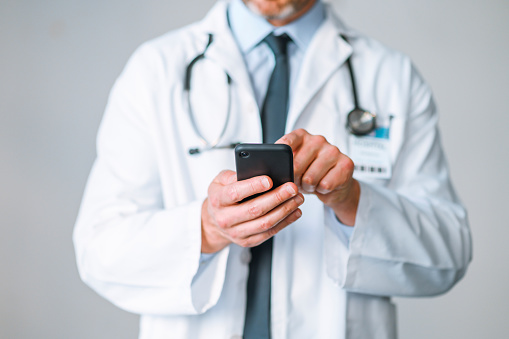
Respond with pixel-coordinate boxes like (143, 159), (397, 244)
(185, 34), (240, 155)
(184, 33), (376, 155)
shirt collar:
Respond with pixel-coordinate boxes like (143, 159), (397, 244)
(228, 0), (326, 53)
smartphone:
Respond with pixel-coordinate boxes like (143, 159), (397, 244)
(235, 143), (294, 200)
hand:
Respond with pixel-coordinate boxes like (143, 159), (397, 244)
(201, 170), (304, 253)
(277, 129), (360, 226)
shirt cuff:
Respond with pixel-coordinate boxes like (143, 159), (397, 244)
(326, 206), (354, 244)
(199, 252), (217, 264)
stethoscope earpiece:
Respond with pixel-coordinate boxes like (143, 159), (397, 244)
(188, 143), (241, 155)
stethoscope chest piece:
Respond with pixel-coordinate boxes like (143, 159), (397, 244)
(347, 108), (376, 136)
(340, 34), (377, 137)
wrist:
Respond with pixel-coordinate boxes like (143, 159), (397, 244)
(201, 199), (230, 254)
(329, 179), (360, 226)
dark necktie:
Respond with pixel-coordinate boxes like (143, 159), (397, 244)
(243, 33), (291, 339)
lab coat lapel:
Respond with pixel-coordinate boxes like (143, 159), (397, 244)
(200, 1), (256, 103)
(286, 12), (353, 133)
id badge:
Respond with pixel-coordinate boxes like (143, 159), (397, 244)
(348, 124), (392, 179)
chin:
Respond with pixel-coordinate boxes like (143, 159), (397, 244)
(245, 2), (297, 21)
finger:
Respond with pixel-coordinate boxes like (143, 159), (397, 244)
(217, 175), (273, 205)
(292, 136), (331, 190)
(276, 128), (307, 151)
(218, 182), (299, 228)
(236, 208), (303, 248)
(230, 192), (304, 239)
(213, 170), (237, 185)
(292, 140), (322, 187)
(315, 156), (354, 195)
(300, 146), (341, 193)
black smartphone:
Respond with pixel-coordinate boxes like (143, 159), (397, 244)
(235, 143), (294, 200)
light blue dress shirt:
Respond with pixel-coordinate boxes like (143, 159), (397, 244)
(228, 0), (325, 110)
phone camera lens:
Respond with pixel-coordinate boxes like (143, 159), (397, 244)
(239, 151), (249, 158)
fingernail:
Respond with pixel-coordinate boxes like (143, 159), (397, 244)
(262, 177), (270, 189)
(286, 184), (296, 195)
(295, 209), (302, 218)
(295, 195), (304, 204)
(316, 187), (331, 195)
(302, 183), (315, 193)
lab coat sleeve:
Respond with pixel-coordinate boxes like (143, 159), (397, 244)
(73, 43), (229, 316)
(324, 61), (472, 297)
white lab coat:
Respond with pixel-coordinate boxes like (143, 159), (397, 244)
(73, 1), (472, 338)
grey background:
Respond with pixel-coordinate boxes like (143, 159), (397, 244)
(1, 0), (507, 338)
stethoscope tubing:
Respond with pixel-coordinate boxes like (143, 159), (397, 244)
(185, 34), (235, 154)
(185, 33), (377, 154)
